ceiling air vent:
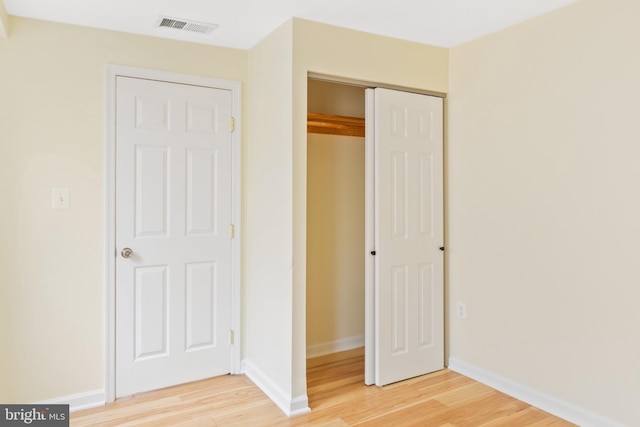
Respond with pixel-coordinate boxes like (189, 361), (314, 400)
(156, 16), (218, 34)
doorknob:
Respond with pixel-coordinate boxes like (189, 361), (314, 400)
(121, 248), (134, 258)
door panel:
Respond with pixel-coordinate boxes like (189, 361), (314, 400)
(115, 76), (232, 397)
(186, 149), (218, 235)
(135, 145), (168, 237)
(373, 88), (444, 386)
(391, 265), (409, 355)
(419, 263), (435, 348)
(134, 265), (169, 359)
(185, 262), (217, 350)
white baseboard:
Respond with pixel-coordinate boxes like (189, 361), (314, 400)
(289, 395), (312, 417)
(448, 358), (626, 427)
(306, 335), (364, 359)
(242, 359), (311, 417)
(37, 389), (105, 412)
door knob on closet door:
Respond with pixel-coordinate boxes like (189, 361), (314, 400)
(121, 248), (134, 258)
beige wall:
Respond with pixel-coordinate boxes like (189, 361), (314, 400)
(307, 79), (365, 117)
(291, 18), (449, 401)
(0, 17), (247, 403)
(306, 134), (365, 349)
(448, 0), (640, 425)
(307, 80), (366, 350)
(245, 19), (295, 408)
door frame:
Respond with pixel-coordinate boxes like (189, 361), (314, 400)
(104, 65), (242, 403)
(364, 89), (375, 385)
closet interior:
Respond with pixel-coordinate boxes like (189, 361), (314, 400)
(306, 79), (367, 360)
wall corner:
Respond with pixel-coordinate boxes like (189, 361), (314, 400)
(0, 1), (10, 38)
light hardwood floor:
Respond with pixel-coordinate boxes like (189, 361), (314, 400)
(72, 348), (575, 426)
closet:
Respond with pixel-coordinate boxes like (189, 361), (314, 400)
(306, 79), (366, 358)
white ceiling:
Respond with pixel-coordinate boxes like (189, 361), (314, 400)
(4, 0), (580, 50)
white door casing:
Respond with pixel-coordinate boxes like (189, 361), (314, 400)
(107, 70), (241, 399)
(368, 88), (444, 386)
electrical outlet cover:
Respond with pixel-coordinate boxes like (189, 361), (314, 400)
(52, 188), (70, 210)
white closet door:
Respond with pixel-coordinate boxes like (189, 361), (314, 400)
(370, 87), (444, 386)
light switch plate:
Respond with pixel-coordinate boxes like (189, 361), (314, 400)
(52, 188), (70, 210)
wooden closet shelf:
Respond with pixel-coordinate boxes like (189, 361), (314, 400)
(307, 112), (365, 137)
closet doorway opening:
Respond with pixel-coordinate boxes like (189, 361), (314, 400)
(306, 77), (445, 398)
(306, 78), (367, 377)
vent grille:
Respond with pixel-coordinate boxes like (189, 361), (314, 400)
(157, 16), (217, 34)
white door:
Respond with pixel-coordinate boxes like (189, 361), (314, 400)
(115, 76), (233, 397)
(369, 87), (444, 386)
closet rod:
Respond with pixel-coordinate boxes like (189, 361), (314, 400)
(307, 112), (365, 137)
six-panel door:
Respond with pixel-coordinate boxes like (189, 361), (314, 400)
(115, 77), (233, 397)
(374, 88), (444, 386)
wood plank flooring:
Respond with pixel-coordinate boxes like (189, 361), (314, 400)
(72, 348), (575, 426)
